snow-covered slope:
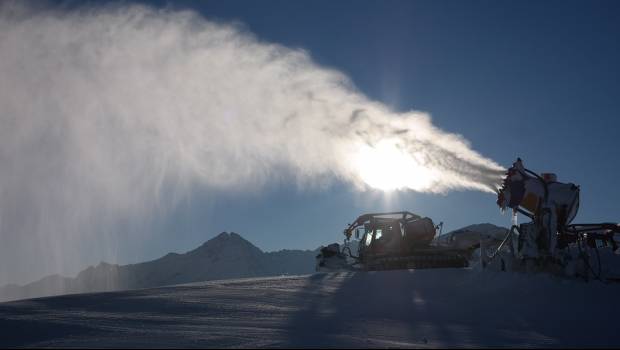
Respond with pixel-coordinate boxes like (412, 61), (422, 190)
(1, 269), (619, 347)
(0, 232), (317, 302)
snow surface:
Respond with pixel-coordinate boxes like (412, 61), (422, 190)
(1, 268), (619, 348)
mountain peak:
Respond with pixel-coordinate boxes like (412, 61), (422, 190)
(211, 231), (246, 243)
(455, 223), (508, 233)
(192, 231), (263, 256)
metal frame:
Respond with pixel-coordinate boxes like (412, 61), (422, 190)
(343, 211), (421, 240)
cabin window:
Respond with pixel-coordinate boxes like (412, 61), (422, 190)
(375, 229), (383, 240)
(364, 232), (373, 246)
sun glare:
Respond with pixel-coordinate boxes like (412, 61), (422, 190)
(351, 139), (438, 192)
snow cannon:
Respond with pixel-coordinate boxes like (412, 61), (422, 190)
(497, 158), (580, 228)
(491, 158), (620, 280)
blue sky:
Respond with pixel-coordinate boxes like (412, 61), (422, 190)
(61, 0), (620, 262)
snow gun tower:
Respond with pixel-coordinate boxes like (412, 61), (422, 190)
(493, 158), (620, 280)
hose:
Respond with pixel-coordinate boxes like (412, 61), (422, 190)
(486, 225), (518, 265)
(576, 235), (604, 282)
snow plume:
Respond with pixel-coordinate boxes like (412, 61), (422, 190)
(0, 3), (504, 285)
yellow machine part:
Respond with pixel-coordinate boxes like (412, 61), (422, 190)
(521, 192), (539, 213)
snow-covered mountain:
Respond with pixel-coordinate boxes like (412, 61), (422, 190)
(434, 223), (509, 250)
(0, 232), (317, 302)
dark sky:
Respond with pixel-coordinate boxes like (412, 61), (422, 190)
(51, 0), (620, 262)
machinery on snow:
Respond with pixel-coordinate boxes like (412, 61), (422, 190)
(316, 211), (469, 271)
(317, 158), (620, 280)
(490, 158), (620, 280)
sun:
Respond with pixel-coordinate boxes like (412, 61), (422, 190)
(350, 139), (437, 192)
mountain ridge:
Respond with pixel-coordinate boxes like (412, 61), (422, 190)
(0, 232), (317, 302)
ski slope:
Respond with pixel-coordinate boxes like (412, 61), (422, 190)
(1, 268), (619, 348)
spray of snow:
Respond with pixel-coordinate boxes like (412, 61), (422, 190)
(0, 3), (504, 285)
